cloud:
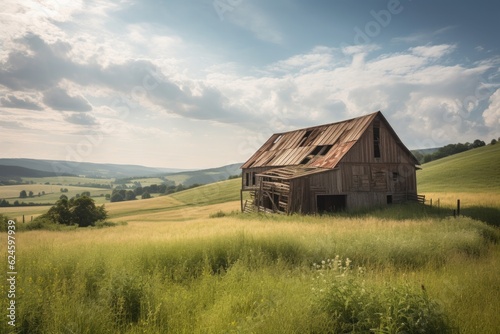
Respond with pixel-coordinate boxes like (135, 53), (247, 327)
(391, 26), (456, 44)
(43, 87), (92, 112)
(226, 3), (284, 44)
(0, 94), (42, 110)
(410, 44), (456, 58)
(63, 112), (97, 125)
(483, 88), (500, 127)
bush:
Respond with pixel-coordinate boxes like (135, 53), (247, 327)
(311, 257), (452, 333)
(209, 210), (227, 218)
(43, 196), (107, 227)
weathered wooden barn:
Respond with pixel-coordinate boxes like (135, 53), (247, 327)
(240, 111), (421, 214)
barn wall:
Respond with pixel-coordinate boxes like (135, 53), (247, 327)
(288, 160), (417, 214)
(241, 167), (275, 190)
(341, 119), (415, 165)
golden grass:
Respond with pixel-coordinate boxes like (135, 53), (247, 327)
(422, 192), (500, 208)
(3, 195), (499, 333)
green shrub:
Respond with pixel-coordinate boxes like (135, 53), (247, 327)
(311, 257), (452, 333)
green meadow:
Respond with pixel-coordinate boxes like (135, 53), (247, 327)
(1, 145), (499, 333)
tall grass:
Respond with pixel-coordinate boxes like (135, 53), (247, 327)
(1, 210), (498, 333)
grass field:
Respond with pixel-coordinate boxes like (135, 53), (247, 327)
(417, 143), (500, 192)
(21, 176), (114, 186)
(1, 146), (499, 333)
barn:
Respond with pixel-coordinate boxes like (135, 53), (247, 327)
(240, 111), (422, 214)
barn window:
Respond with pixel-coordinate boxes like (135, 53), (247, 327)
(245, 172), (256, 187)
(373, 122), (381, 158)
(392, 172), (398, 181)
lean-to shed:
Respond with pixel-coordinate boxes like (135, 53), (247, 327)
(240, 111), (421, 214)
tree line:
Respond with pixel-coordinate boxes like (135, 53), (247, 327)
(413, 138), (497, 164)
(109, 183), (202, 202)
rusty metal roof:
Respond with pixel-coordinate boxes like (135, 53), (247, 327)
(241, 111), (380, 170)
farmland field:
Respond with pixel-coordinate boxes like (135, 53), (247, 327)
(1, 146), (499, 333)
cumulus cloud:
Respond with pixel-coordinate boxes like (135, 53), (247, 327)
(483, 88), (500, 127)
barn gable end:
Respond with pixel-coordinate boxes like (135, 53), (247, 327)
(240, 111), (421, 214)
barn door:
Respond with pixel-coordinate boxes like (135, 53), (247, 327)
(317, 195), (346, 213)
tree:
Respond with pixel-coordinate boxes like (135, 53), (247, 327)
(141, 191), (151, 199)
(111, 192), (124, 202)
(46, 198), (72, 225)
(125, 190), (136, 201)
(19, 190), (27, 198)
(60, 194), (68, 200)
(70, 196), (107, 227)
(472, 139), (485, 148)
(44, 196), (107, 227)
(491, 138), (497, 145)
(158, 184), (167, 194)
(134, 186), (144, 196)
(29, 191), (34, 197)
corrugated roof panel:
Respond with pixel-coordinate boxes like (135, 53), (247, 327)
(241, 111), (380, 169)
(311, 141), (356, 168)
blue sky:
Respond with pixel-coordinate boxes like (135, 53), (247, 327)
(1, 0), (499, 169)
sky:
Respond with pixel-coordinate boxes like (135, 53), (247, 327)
(0, 0), (499, 169)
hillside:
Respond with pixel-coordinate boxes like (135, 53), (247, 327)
(0, 158), (186, 178)
(106, 178), (243, 222)
(162, 163), (241, 186)
(417, 144), (500, 192)
(0, 165), (74, 182)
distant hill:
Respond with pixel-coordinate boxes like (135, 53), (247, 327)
(411, 147), (440, 156)
(417, 144), (500, 192)
(0, 158), (188, 179)
(0, 165), (74, 183)
(162, 163), (242, 187)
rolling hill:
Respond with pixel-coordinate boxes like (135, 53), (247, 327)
(161, 163), (241, 187)
(417, 143), (500, 192)
(0, 165), (74, 182)
(0, 158), (187, 178)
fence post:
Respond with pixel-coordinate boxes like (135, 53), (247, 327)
(457, 199), (460, 217)
(430, 198), (432, 208)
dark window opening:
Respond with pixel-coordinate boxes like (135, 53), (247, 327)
(373, 124), (381, 158)
(301, 145), (334, 165)
(311, 146), (323, 155)
(300, 156), (313, 165)
(387, 195), (393, 204)
(317, 195), (347, 213)
(299, 130), (313, 147)
(311, 145), (332, 156)
(252, 173), (256, 185)
(392, 172), (398, 181)
(262, 192), (281, 212)
(245, 173), (250, 187)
